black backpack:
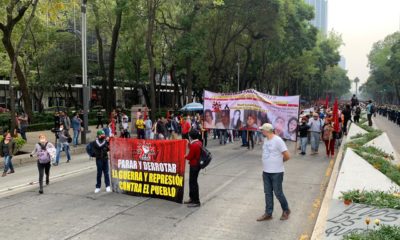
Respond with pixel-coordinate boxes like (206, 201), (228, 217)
(199, 146), (212, 169)
(370, 104), (376, 114)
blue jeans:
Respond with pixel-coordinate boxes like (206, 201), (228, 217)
(96, 159), (110, 188)
(310, 132), (321, 152)
(263, 172), (289, 215)
(145, 129), (151, 139)
(3, 155), (14, 173)
(73, 129), (80, 145)
(55, 142), (71, 164)
(20, 125), (27, 141)
(300, 137), (308, 153)
(241, 130), (248, 145)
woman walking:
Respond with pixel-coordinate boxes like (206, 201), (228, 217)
(30, 134), (56, 194)
(322, 118), (336, 158)
(0, 132), (16, 177)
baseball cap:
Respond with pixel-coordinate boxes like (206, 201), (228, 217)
(259, 123), (274, 132)
(97, 130), (105, 136)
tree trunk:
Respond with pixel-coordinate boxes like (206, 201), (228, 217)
(185, 56), (193, 103)
(146, 0), (158, 120)
(92, 1), (108, 109)
(107, 1), (123, 113)
(2, 35), (33, 118)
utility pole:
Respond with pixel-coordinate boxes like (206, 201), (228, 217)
(81, 0), (89, 144)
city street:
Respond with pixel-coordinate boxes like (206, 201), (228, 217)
(0, 139), (332, 240)
(373, 115), (400, 152)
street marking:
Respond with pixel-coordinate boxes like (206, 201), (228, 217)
(0, 166), (95, 196)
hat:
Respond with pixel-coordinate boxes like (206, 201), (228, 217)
(97, 130), (105, 136)
(259, 123), (274, 132)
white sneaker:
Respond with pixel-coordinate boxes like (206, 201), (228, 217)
(94, 188), (101, 193)
(106, 186), (111, 192)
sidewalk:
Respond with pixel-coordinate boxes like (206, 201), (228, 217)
(11, 126), (100, 167)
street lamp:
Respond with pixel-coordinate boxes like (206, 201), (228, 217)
(81, 0), (89, 144)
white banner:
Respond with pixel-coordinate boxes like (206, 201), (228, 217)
(203, 89), (300, 141)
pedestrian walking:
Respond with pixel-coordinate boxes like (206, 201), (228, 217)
(54, 123), (71, 165)
(184, 130), (202, 207)
(366, 100), (375, 126)
(353, 106), (361, 123)
(0, 132), (16, 177)
(93, 130), (111, 193)
(96, 110), (104, 129)
(181, 116), (191, 140)
(30, 134), (56, 194)
(17, 112), (29, 141)
(144, 117), (152, 139)
(71, 112), (82, 146)
(342, 104), (352, 135)
(298, 117), (310, 155)
(308, 112), (323, 154)
(257, 123), (291, 221)
(322, 118), (336, 158)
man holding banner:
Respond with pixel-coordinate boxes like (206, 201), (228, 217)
(184, 130), (202, 207)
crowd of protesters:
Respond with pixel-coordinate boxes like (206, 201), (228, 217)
(377, 104), (400, 126)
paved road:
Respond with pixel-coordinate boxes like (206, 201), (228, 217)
(373, 115), (400, 153)
(0, 138), (332, 240)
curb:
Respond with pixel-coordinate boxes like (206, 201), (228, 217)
(310, 131), (349, 239)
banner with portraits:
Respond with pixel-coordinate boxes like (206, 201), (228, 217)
(203, 89), (300, 141)
(109, 138), (187, 203)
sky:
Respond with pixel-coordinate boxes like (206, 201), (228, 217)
(328, 0), (400, 91)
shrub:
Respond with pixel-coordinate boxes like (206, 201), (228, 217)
(344, 225), (400, 240)
(353, 147), (400, 186)
(340, 190), (400, 210)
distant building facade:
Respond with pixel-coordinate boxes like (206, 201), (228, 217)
(339, 56), (346, 70)
(305, 0), (328, 35)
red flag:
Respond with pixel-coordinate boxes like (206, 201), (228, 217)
(285, 90), (288, 96)
(333, 98), (339, 132)
(325, 96), (329, 109)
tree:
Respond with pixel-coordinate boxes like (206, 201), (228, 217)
(0, 0), (40, 126)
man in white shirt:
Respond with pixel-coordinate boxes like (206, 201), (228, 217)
(308, 112), (323, 154)
(257, 123), (291, 222)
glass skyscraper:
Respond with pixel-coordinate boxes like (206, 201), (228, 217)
(305, 0), (328, 35)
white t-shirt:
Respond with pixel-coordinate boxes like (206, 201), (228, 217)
(262, 135), (288, 173)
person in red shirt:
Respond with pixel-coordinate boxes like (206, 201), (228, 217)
(184, 130), (202, 207)
(181, 116), (191, 140)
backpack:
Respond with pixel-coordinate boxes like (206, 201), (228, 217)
(37, 142), (51, 164)
(199, 146), (212, 169)
(370, 105), (376, 114)
(86, 142), (95, 157)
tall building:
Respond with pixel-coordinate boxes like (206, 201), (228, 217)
(339, 56), (346, 70)
(305, 0), (328, 35)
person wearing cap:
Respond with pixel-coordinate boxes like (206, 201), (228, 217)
(308, 112), (323, 155)
(257, 123), (291, 222)
(93, 129), (111, 193)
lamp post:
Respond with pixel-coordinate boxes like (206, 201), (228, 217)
(81, 0), (89, 144)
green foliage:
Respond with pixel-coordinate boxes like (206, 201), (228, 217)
(340, 190), (400, 210)
(362, 32), (400, 103)
(352, 147), (400, 186)
(344, 225), (400, 240)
